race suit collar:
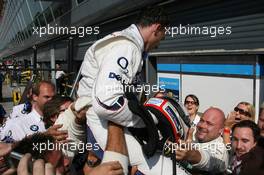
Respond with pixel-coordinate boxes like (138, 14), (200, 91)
(124, 24), (144, 52)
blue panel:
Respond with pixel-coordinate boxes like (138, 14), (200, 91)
(256, 64), (260, 76)
(157, 64), (181, 72)
(159, 77), (179, 90)
(157, 63), (254, 76)
(182, 64), (253, 75)
(256, 64), (264, 76)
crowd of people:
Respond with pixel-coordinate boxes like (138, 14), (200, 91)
(1, 84), (264, 175)
(0, 5), (264, 175)
(182, 94), (264, 175)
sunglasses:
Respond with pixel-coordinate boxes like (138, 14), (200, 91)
(234, 107), (251, 117)
(184, 100), (197, 105)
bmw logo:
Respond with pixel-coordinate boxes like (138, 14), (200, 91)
(30, 125), (39, 132)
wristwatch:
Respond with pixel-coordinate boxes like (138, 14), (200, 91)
(86, 159), (101, 167)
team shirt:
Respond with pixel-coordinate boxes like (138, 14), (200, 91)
(8, 104), (27, 119)
(0, 109), (46, 142)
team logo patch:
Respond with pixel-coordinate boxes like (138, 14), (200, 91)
(30, 125), (39, 132)
(109, 72), (122, 81)
(117, 57), (128, 69)
(164, 106), (184, 138)
(7, 130), (12, 137)
(146, 98), (164, 106)
(1, 130), (14, 143)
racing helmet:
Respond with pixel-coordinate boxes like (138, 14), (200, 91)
(126, 91), (191, 157)
(144, 97), (190, 144)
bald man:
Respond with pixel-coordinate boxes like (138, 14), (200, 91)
(175, 107), (229, 174)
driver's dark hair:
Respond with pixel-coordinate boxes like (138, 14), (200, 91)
(43, 95), (73, 128)
(136, 6), (169, 28)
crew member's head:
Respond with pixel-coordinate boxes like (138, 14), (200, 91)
(136, 6), (169, 51)
(195, 107), (225, 143)
(32, 81), (55, 115)
(232, 120), (260, 158)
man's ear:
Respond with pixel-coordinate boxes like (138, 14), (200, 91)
(151, 23), (161, 33)
(156, 23), (163, 31)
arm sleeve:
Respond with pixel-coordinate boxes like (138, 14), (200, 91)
(54, 108), (86, 159)
(55, 107), (86, 143)
(92, 41), (145, 127)
(192, 142), (229, 172)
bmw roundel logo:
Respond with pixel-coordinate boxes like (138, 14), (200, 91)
(30, 125), (39, 132)
(117, 57), (128, 69)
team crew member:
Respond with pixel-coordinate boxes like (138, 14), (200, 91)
(0, 81), (55, 142)
(176, 107), (229, 174)
(77, 7), (190, 174)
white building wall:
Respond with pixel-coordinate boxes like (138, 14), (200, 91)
(181, 74), (254, 116)
(158, 72), (254, 117)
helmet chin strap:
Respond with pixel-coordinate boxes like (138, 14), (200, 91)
(124, 85), (159, 158)
(149, 110), (159, 124)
